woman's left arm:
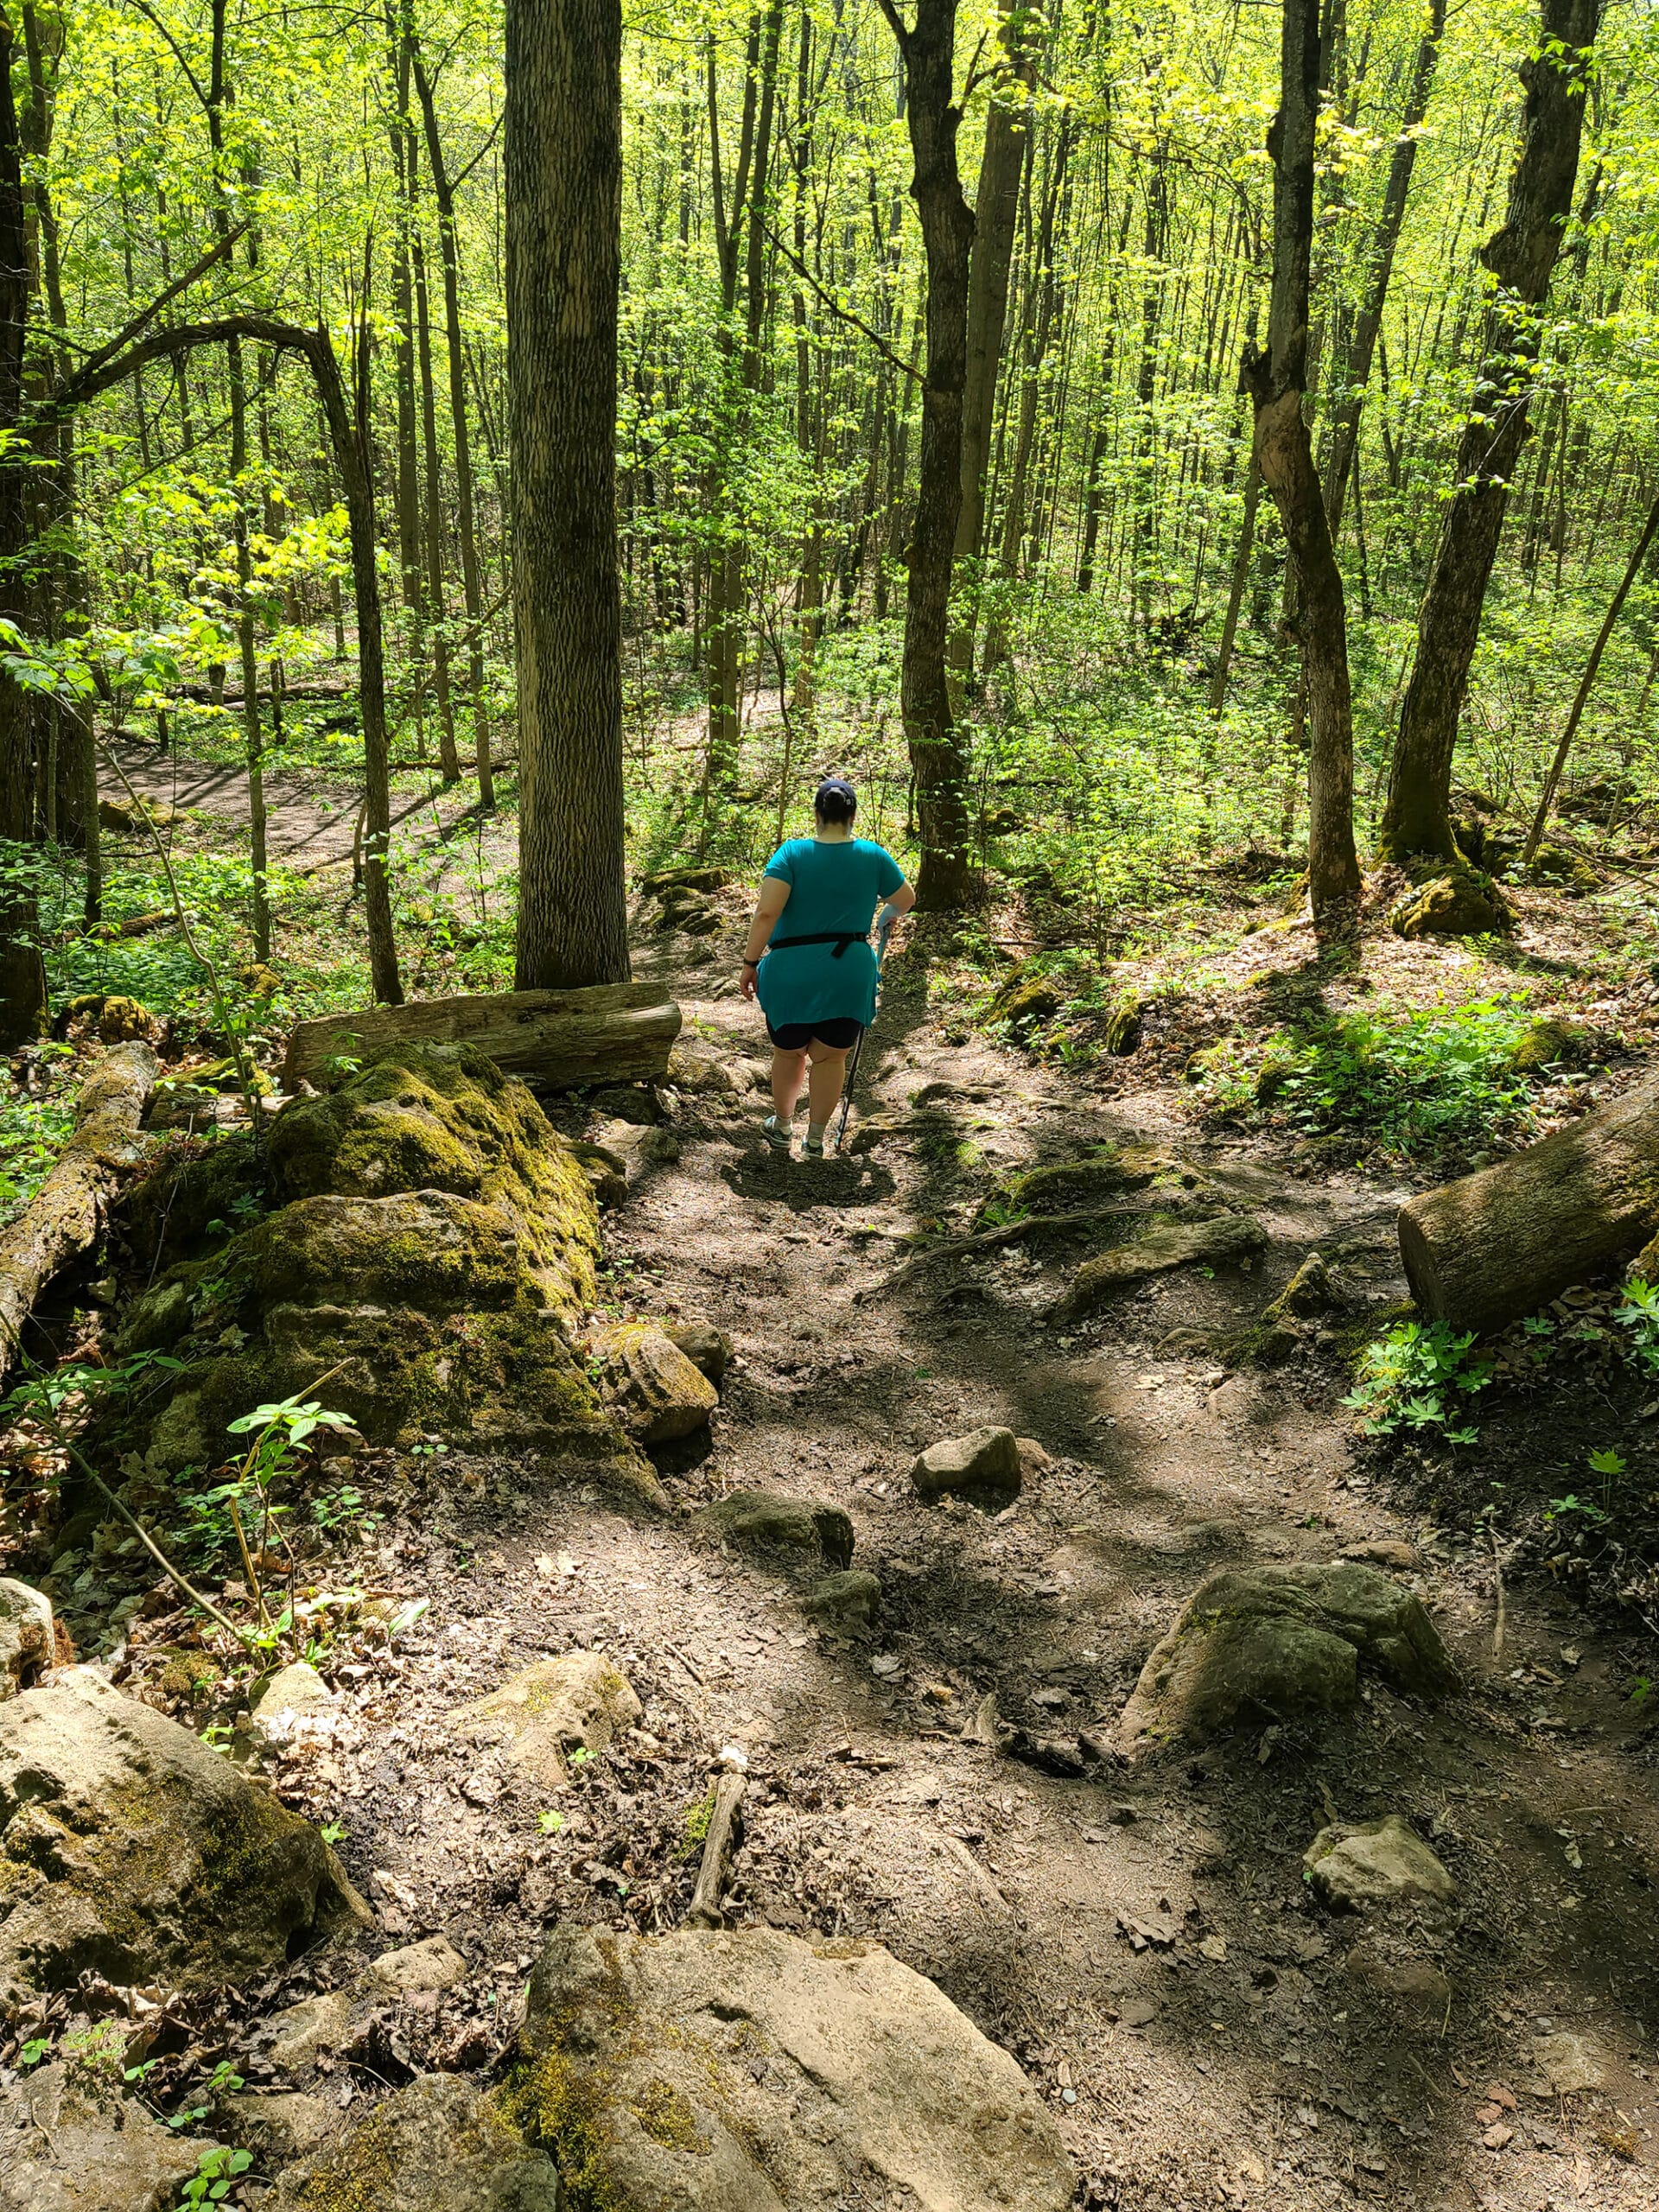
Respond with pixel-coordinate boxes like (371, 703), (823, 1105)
(740, 878), (790, 1000)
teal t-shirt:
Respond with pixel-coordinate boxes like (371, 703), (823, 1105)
(756, 836), (906, 1028)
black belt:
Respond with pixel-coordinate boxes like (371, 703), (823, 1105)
(765, 931), (869, 958)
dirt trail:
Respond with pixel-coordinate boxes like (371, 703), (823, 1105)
(67, 747), (1659, 2205)
(218, 910), (1659, 2212)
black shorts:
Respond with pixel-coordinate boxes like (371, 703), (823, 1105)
(766, 1015), (863, 1051)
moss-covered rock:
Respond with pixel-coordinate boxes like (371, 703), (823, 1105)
(0, 1669), (355, 2001)
(270, 2074), (561, 2212)
(989, 966), (1065, 1027)
(1507, 1017), (1602, 1074)
(1388, 869), (1511, 940)
(1101, 994), (1143, 1055)
(804, 1570), (883, 1630)
(450, 1651), (643, 1789)
(978, 1144), (1205, 1225)
(696, 1491), (853, 1570)
(588, 1323), (717, 1447)
(1265, 1250), (1332, 1323)
(269, 1042), (599, 1319)
(1055, 1213), (1267, 1319)
(1119, 1561), (1458, 1756)
(1524, 841), (1599, 894)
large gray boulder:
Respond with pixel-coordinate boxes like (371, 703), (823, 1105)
(1119, 1561), (1459, 1755)
(0, 1669), (354, 2000)
(270, 2075), (559, 2212)
(0, 2062), (214, 2212)
(506, 1925), (1074, 2209)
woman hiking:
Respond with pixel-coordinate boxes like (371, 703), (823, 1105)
(739, 778), (915, 1157)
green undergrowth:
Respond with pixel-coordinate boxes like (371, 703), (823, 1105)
(1192, 995), (1553, 1165)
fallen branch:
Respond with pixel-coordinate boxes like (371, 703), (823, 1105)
(862, 1205), (1166, 1295)
(0, 1043), (158, 1385)
(687, 1773), (746, 1928)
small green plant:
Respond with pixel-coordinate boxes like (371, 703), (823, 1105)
(19, 2034), (52, 2068)
(320, 1821), (346, 1846)
(221, 1388), (357, 1639)
(566, 1745), (594, 1768)
(1587, 1446), (1627, 1479)
(178, 2146), (252, 2205)
(537, 1808), (565, 1834)
(1617, 1279), (1659, 1373)
(1545, 1493), (1610, 1527)
(1344, 1320), (1494, 1443)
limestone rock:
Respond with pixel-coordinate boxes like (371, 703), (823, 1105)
(590, 1083), (664, 1124)
(1529, 2030), (1605, 2095)
(0, 1669), (350, 2001)
(1265, 1251), (1331, 1323)
(369, 1936), (469, 1995)
(1119, 1561), (1458, 1754)
(1524, 842), (1599, 895)
(668, 1046), (741, 1095)
(0, 2062), (212, 2212)
(449, 1650), (642, 1789)
(1509, 1017), (1601, 1074)
(270, 2074), (560, 2212)
(662, 1315), (733, 1383)
(982, 1144), (1203, 1224)
(696, 1490), (854, 1570)
(1057, 1214), (1268, 1319)
(508, 1925), (1074, 2211)
(218, 2091), (336, 2161)
(991, 967), (1065, 1028)
(804, 1571), (883, 1630)
(1304, 1815), (1456, 1910)
(564, 1140), (628, 1211)
(1389, 870), (1510, 940)
(0, 1579), (54, 1695)
(589, 1321), (717, 1446)
(266, 1989), (355, 2074)
(249, 1660), (336, 1753)
(594, 1117), (681, 1188)
(912, 1426), (1022, 1510)
(1341, 1538), (1417, 1571)
(1343, 1943), (1452, 2016)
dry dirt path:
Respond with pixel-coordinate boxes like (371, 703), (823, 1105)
(232, 916), (1659, 2212)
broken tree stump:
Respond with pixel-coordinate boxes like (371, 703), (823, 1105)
(1398, 1063), (1659, 1336)
(687, 1772), (746, 1929)
(0, 1041), (159, 1384)
(281, 982), (681, 1094)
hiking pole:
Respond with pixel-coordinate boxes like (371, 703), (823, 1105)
(834, 914), (893, 1154)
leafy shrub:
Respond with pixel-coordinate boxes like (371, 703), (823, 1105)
(1344, 1320), (1494, 1443)
(1616, 1279), (1659, 1373)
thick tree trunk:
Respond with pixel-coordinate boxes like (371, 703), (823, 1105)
(1241, 0), (1359, 925)
(283, 982), (679, 1092)
(880, 0), (977, 910)
(1378, 0), (1601, 863)
(507, 0), (631, 988)
(0, 1041), (158, 1382)
(1319, 0), (1446, 538)
(1400, 1064), (1659, 1336)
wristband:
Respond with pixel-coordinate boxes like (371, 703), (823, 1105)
(741, 958), (759, 969)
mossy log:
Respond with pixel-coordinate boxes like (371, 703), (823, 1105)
(281, 981), (681, 1093)
(0, 1041), (158, 1383)
(1398, 1065), (1659, 1334)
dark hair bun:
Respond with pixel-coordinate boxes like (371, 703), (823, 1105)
(814, 778), (857, 823)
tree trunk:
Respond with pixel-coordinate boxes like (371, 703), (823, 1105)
(412, 48), (493, 806)
(0, 16), (45, 1046)
(413, 230), (461, 783)
(1210, 454), (1262, 715)
(880, 0), (976, 909)
(1400, 1061), (1659, 1336)
(1378, 0), (1602, 863)
(1319, 0), (1446, 538)
(1241, 0), (1359, 925)
(507, 0), (631, 988)
(947, 0), (1031, 689)
(0, 1041), (158, 1382)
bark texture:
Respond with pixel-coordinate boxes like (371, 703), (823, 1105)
(880, 0), (977, 910)
(1378, 0), (1601, 862)
(0, 1041), (158, 1382)
(1240, 0), (1359, 925)
(1399, 1064), (1659, 1337)
(282, 982), (680, 1093)
(507, 0), (631, 988)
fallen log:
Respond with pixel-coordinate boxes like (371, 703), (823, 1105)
(1398, 1064), (1659, 1335)
(0, 1041), (159, 1385)
(687, 1772), (746, 1929)
(282, 982), (682, 1093)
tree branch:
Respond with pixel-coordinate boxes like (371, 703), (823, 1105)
(766, 224), (920, 383)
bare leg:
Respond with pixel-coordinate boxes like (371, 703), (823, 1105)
(771, 1046), (809, 1122)
(805, 1043), (851, 1132)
